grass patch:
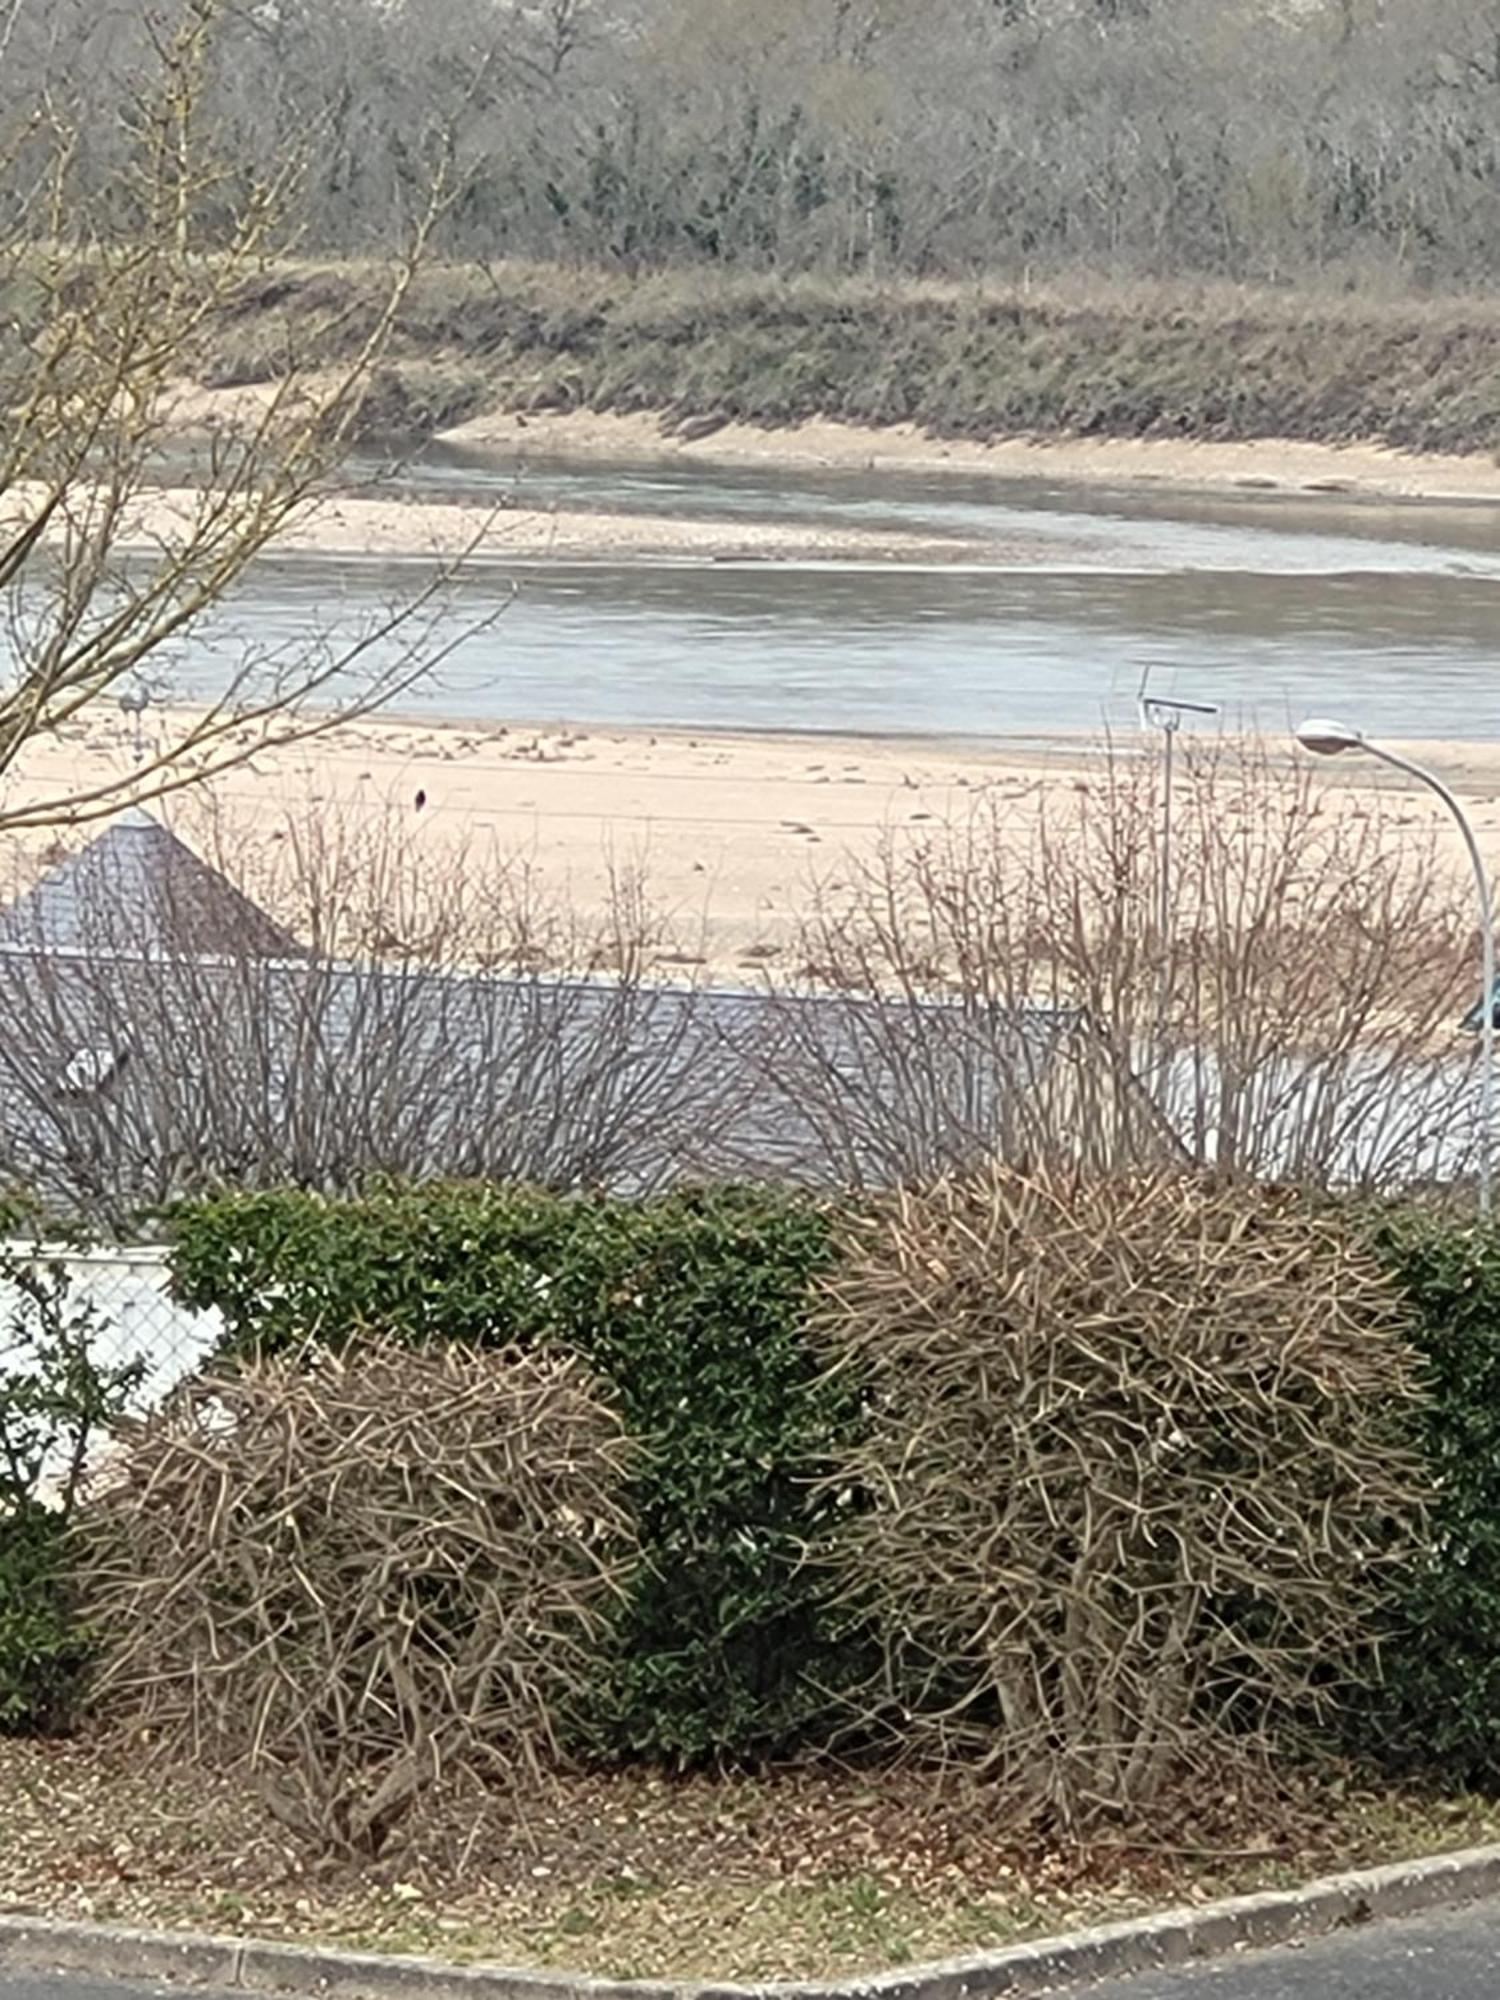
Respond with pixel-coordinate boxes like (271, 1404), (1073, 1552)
(196, 259), (1500, 454)
(1, 1739), (1497, 1981)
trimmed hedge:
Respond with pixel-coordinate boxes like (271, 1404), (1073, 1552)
(161, 1181), (1500, 1788)
(170, 1182), (851, 1764)
(1361, 1209), (1500, 1787)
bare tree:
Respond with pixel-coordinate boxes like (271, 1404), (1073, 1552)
(0, 0), (474, 836)
(9, 0), (1500, 285)
(744, 736), (1483, 1195)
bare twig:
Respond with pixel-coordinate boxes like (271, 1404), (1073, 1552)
(79, 1336), (637, 1858)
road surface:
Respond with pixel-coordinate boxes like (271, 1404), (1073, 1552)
(1, 1902), (1499, 2000)
(1074, 1900), (1500, 1996)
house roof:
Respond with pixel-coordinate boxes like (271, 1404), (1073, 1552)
(0, 811), (303, 962)
(0, 948), (1079, 1216)
(0, 815), (1081, 1216)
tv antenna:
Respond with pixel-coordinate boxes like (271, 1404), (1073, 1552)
(1137, 664), (1220, 972)
(1137, 666), (1219, 739)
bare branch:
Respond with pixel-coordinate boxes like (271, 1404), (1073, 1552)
(0, 0), (473, 834)
(79, 1337), (636, 1857)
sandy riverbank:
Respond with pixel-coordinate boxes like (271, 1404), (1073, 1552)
(298, 489), (1092, 566)
(3, 711), (1089, 971)
(5, 471), (1109, 568)
(6, 710), (1500, 977)
(121, 421), (1500, 566)
(42, 448), (1490, 565)
(441, 407), (1500, 506)
(168, 377), (1500, 520)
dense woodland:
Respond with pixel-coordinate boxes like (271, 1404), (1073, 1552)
(7, 0), (1500, 288)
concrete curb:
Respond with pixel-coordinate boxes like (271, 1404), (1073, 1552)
(3, 1840), (1500, 1999)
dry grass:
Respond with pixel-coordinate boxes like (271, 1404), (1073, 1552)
(0, 1741), (1495, 1981)
(194, 257), (1500, 454)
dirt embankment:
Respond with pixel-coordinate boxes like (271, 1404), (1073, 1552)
(192, 260), (1500, 485)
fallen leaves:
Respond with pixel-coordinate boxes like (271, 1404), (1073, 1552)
(0, 1737), (1495, 1983)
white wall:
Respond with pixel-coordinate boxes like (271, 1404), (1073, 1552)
(0, 1239), (222, 1417)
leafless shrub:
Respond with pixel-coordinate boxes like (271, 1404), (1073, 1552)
(0, 803), (741, 1223)
(0, 737), (1474, 1217)
(817, 1167), (1427, 1826)
(78, 1337), (636, 1858)
(747, 736), (1479, 1194)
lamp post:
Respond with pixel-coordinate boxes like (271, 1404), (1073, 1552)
(119, 683), (151, 768)
(1295, 716), (1494, 1220)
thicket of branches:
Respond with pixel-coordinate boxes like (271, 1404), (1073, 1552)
(817, 1167), (1428, 1822)
(0, 734), (1480, 1220)
(748, 738), (1481, 1194)
(79, 1337), (634, 1857)
(6, 0), (1499, 288)
(0, 808), (730, 1221)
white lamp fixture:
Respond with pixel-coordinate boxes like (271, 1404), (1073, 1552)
(1294, 716), (1366, 757)
(1294, 717), (1494, 1218)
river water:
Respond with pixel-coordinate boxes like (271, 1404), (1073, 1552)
(167, 449), (1500, 741)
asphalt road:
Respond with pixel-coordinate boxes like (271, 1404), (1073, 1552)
(0, 1904), (1499, 2000)
(1078, 1901), (1500, 1997)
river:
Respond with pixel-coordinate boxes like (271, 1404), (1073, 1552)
(160, 448), (1500, 741)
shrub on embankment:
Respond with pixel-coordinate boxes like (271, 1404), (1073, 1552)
(202, 260), (1500, 455)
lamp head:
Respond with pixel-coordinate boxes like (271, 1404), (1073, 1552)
(1295, 716), (1365, 757)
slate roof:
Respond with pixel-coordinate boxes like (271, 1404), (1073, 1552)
(0, 811), (303, 961)
(0, 815), (1078, 1220)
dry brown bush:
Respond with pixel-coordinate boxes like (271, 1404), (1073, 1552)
(817, 1168), (1427, 1827)
(77, 1337), (635, 1858)
(751, 736), (1479, 1194)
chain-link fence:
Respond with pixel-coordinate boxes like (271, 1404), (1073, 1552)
(0, 1239), (221, 1416)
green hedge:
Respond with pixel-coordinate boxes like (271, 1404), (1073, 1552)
(162, 1181), (1500, 1787)
(170, 1182), (852, 1764)
(1360, 1209), (1500, 1786)
(0, 1502), (87, 1734)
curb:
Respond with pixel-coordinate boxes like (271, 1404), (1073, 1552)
(3, 1841), (1500, 1999)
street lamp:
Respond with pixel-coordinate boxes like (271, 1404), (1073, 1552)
(1294, 716), (1495, 1219)
(119, 683), (151, 768)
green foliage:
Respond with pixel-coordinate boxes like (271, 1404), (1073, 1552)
(0, 1501), (84, 1735)
(0, 1251), (144, 1735)
(170, 1182), (849, 1763)
(1360, 1209), (1500, 1787)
